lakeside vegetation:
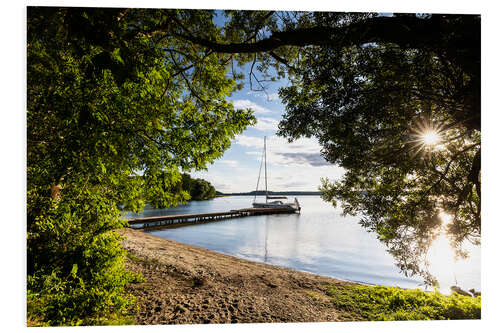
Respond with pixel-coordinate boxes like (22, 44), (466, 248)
(145, 173), (217, 208)
(181, 174), (217, 201)
(27, 8), (480, 326)
(327, 284), (481, 321)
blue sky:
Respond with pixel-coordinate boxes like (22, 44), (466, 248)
(191, 62), (345, 193)
(189, 11), (344, 193)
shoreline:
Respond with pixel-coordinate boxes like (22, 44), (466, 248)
(118, 228), (356, 324)
(130, 223), (412, 290)
(117, 228), (481, 324)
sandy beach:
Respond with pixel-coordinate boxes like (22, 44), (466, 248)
(118, 228), (358, 324)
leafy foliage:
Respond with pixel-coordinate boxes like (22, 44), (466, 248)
(274, 14), (480, 284)
(328, 284), (481, 321)
(27, 7), (254, 325)
(173, 12), (481, 283)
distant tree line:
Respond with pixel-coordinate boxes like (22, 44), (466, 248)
(145, 173), (217, 208)
(181, 174), (217, 201)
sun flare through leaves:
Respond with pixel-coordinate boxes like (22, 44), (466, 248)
(421, 130), (441, 146)
(407, 118), (446, 159)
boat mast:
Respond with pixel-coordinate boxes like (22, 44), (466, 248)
(253, 140), (265, 203)
(264, 136), (268, 203)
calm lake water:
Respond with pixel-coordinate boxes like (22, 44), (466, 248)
(126, 195), (480, 292)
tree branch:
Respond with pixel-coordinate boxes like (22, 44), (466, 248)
(269, 51), (298, 72)
(175, 15), (467, 54)
(416, 142), (480, 208)
(167, 50), (207, 106)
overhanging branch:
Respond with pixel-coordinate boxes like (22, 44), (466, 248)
(174, 15), (466, 55)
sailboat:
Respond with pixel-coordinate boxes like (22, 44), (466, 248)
(252, 136), (301, 212)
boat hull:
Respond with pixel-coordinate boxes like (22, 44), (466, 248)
(252, 201), (299, 211)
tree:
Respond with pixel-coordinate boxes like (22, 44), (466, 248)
(175, 12), (480, 284)
(189, 177), (217, 200)
(27, 7), (254, 325)
(279, 14), (480, 285)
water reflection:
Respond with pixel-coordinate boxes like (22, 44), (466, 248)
(427, 233), (480, 291)
(130, 196), (480, 292)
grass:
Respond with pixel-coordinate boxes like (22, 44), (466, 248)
(327, 283), (481, 321)
(27, 299), (137, 327)
(304, 290), (321, 300)
(127, 251), (158, 267)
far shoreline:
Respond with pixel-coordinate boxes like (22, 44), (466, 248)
(216, 191), (321, 196)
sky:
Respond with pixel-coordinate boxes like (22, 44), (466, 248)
(191, 60), (345, 193)
(187, 11), (346, 193)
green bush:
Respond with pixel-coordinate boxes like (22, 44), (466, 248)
(27, 190), (137, 326)
(328, 284), (481, 321)
(27, 7), (253, 326)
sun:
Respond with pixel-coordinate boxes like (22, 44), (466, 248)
(406, 118), (446, 159)
(421, 130), (441, 146)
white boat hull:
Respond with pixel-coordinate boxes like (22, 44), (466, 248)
(252, 200), (300, 211)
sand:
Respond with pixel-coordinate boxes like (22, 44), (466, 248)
(117, 228), (358, 325)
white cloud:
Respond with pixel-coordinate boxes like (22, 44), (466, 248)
(261, 163), (344, 192)
(253, 117), (279, 131)
(267, 93), (281, 101)
(237, 134), (333, 167)
(218, 160), (239, 167)
(232, 99), (272, 114)
(233, 134), (265, 148)
(217, 135), (346, 192)
(246, 91), (281, 102)
(236, 135), (320, 152)
(274, 152), (330, 167)
(191, 169), (257, 193)
(194, 158), (344, 193)
(245, 151), (261, 156)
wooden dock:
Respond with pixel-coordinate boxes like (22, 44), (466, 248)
(127, 207), (298, 229)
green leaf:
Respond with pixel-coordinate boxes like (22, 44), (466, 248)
(70, 264), (78, 278)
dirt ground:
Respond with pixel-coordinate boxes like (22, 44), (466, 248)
(118, 228), (358, 325)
